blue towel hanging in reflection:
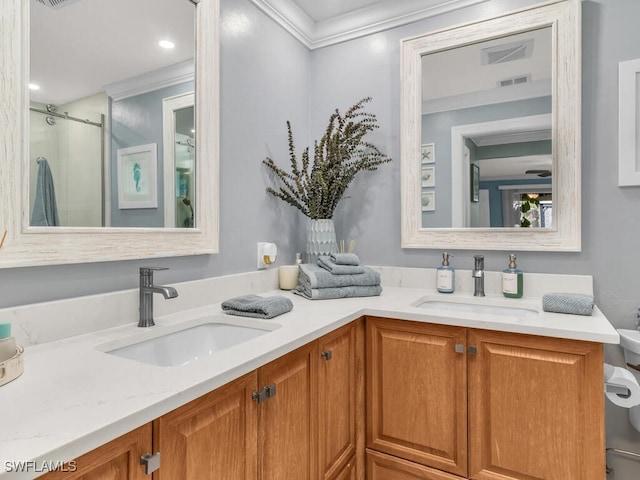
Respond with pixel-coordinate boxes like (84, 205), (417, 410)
(30, 158), (60, 226)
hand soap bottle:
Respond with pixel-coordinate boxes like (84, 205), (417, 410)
(437, 252), (455, 293)
(502, 253), (523, 298)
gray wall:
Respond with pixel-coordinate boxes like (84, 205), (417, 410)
(1, 0), (640, 475)
(110, 82), (194, 227)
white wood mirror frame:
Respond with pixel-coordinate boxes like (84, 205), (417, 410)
(0, 0), (219, 268)
(400, 0), (581, 251)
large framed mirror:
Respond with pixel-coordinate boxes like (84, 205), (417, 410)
(401, 0), (580, 251)
(0, 0), (219, 268)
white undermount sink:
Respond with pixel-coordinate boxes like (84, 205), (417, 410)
(413, 296), (539, 318)
(104, 320), (276, 367)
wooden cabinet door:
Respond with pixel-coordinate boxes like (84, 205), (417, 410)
(318, 320), (365, 480)
(153, 371), (258, 480)
(366, 449), (462, 480)
(366, 318), (467, 477)
(334, 455), (357, 480)
(38, 424), (151, 480)
(257, 342), (318, 480)
(468, 329), (604, 480)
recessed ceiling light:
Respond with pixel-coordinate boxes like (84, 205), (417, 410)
(158, 40), (175, 49)
(28, 83), (40, 90)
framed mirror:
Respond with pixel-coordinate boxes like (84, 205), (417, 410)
(400, 0), (581, 251)
(0, 0), (219, 268)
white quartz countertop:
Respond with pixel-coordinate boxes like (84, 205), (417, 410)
(0, 277), (619, 479)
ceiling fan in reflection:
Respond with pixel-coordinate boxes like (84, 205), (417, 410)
(525, 169), (552, 178)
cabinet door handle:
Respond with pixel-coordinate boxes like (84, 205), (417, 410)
(321, 350), (332, 360)
(265, 383), (277, 398)
(253, 384), (277, 404)
(454, 344), (464, 354)
(140, 452), (161, 475)
(252, 389), (268, 404)
(468, 346), (478, 355)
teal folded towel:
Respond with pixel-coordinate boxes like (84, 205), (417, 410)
(542, 293), (594, 316)
(222, 294), (293, 319)
(299, 263), (380, 291)
(318, 256), (365, 275)
(329, 253), (360, 266)
(293, 284), (382, 300)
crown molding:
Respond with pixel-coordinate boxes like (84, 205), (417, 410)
(250, 0), (490, 49)
(104, 59), (195, 102)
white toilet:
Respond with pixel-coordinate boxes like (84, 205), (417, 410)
(617, 329), (640, 431)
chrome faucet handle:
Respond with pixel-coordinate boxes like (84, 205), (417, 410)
(140, 266), (169, 275)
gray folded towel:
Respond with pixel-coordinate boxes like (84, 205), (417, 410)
(298, 263), (380, 291)
(318, 256), (365, 275)
(542, 292), (594, 316)
(221, 294), (293, 319)
(329, 253), (360, 266)
(293, 284), (382, 300)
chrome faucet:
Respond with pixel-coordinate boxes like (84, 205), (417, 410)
(139, 267), (178, 327)
(472, 255), (485, 297)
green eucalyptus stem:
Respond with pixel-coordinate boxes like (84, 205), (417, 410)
(263, 97), (392, 219)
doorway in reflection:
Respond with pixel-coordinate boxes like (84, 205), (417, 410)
(173, 106), (195, 228)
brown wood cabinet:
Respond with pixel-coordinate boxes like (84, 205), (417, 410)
(366, 317), (468, 477)
(154, 371), (258, 480)
(365, 317), (605, 480)
(467, 329), (604, 480)
(318, 320), (365, 480)
(37, 322), (365, 480)
(257, 341), (318, 480)
(38, 424), (152, 480)
(334, 455), (358, 480)
(38, 316), (605, 480)
(366, 449), (461, 480)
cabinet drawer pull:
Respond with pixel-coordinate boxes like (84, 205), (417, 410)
(454, 344), (464, 354)
(468, 346), (478, 355)
(321, 351), (332, 360)
(140, 452), (161, 475)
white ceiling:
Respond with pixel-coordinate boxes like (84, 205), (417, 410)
(30, 0), (195, 106)
(293, 0), (385, 22)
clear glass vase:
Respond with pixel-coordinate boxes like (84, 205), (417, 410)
(305, 219), (338, 264)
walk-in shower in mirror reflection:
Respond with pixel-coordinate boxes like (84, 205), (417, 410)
(29, 0), (196, 228)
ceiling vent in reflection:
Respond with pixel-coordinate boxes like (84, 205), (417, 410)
(35, 0), (82, 9)
(497, 74), (532, 88)
(482, 38), (534, 65)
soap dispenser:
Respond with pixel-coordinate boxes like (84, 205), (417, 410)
(437, 252), (455, 293)
(502, 253), (523, 298)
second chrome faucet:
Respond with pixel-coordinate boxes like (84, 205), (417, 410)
(139, 267), (178, 327)
(472, 255), (485, 297)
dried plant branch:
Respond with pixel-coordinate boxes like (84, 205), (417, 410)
(262, 97), (392, 219)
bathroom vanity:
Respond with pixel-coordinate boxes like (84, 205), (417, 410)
(0, 269), (618, 480)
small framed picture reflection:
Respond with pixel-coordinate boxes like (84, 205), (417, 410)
(421, 143), (435, 164)
(421, 191), (435, 211)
